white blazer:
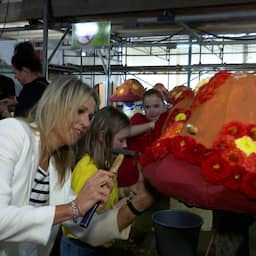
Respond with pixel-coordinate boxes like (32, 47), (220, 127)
(0, 118), (130, 256)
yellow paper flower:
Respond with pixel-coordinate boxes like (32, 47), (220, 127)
(132, 83), (139, 90)
(235, 136), (256, 156)
(119, 88), (125, 95)
(175, 113), (187, 121)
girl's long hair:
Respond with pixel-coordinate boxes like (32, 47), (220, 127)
(81, 106), (130, 169)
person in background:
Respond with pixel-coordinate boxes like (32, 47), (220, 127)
(0, 74), (17, 119)
(61, 105), (154, 256)
(116, 88), (168, 256)
(0, 76), (139, 256)
(11, 41), (48, 117)
(118, 88), (168, 189)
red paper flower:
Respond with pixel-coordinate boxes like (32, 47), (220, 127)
(170, 136), (196, 160)
(241, 171), (256, 199)
(222, 148), (246, 167)
(213, 135), (236, 152)
(247, 124), (256, 141)
(161, 122), (185, 140)
(139, 147), (154, 166)
(220, 121), (247, 138)
(151, 139), (171, 160)
(186, 143), (212, 165)
(224, 165), (245, 191)
(209, 70), (231, 89)
(201, 154), (231, 184)
(192, 82), (215, 109)
(243, 153), (256, 173)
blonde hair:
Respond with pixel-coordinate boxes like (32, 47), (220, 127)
(26, 76), (99, 186)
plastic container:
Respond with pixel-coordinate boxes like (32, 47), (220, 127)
(152, 209), (203, 256)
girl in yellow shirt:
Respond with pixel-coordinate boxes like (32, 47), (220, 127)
(61, 106), (131, 255)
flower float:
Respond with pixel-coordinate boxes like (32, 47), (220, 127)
(109, 79), (145, 102)
(168, 85), (194, 106)
(141, 71), (256, 215)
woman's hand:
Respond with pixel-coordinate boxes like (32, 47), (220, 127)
(76, 170), (115, 216)
(116, 165), (155, 231)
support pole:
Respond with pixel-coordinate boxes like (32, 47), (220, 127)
(187, 36), (192, 88)
(106, 46), (112, 105)
(42, 0), (49, 80)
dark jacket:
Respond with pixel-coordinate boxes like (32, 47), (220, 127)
(15, 77), (48, 117)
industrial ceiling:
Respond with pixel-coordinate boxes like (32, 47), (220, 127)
(1, 0), (256, 40)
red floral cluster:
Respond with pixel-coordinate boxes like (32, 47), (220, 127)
(140, 135), (210, 166)
(191, 70), (231, 109)
(140, 120), (256, 199)
(202, 121), (256, 199)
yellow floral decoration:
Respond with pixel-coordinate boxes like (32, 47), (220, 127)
(235, 136), (256, 156)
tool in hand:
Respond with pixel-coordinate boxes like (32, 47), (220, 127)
(112, 148), (138, 157)
(80, 154), (124, 228)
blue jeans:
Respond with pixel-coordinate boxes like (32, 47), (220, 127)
(60, 235), (96, 256)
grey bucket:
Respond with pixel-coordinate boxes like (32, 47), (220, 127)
(152, 209), (203, 256)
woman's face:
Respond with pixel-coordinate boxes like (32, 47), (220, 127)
(12, 67), (26, 85)
(53, 96), (96, 148)
(112, 127), (130, 149)
(143, 94), (165, 121)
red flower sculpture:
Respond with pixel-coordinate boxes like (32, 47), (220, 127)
(141, 71), (256, 214)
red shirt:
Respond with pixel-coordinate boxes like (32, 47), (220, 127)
(118, 112), (167, 187)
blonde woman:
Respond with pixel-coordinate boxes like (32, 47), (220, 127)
(0, 77), (137, 256)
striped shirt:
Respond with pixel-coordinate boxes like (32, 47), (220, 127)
(29, 166), (49, 206)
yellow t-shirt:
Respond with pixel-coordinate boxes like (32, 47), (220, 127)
(63, 154), (118, 239)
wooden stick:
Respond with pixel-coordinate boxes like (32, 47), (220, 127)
(109, 154), (124, 173)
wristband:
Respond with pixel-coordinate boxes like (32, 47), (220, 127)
(127, 199), (143, 216)
(71, 200), (79, 223)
